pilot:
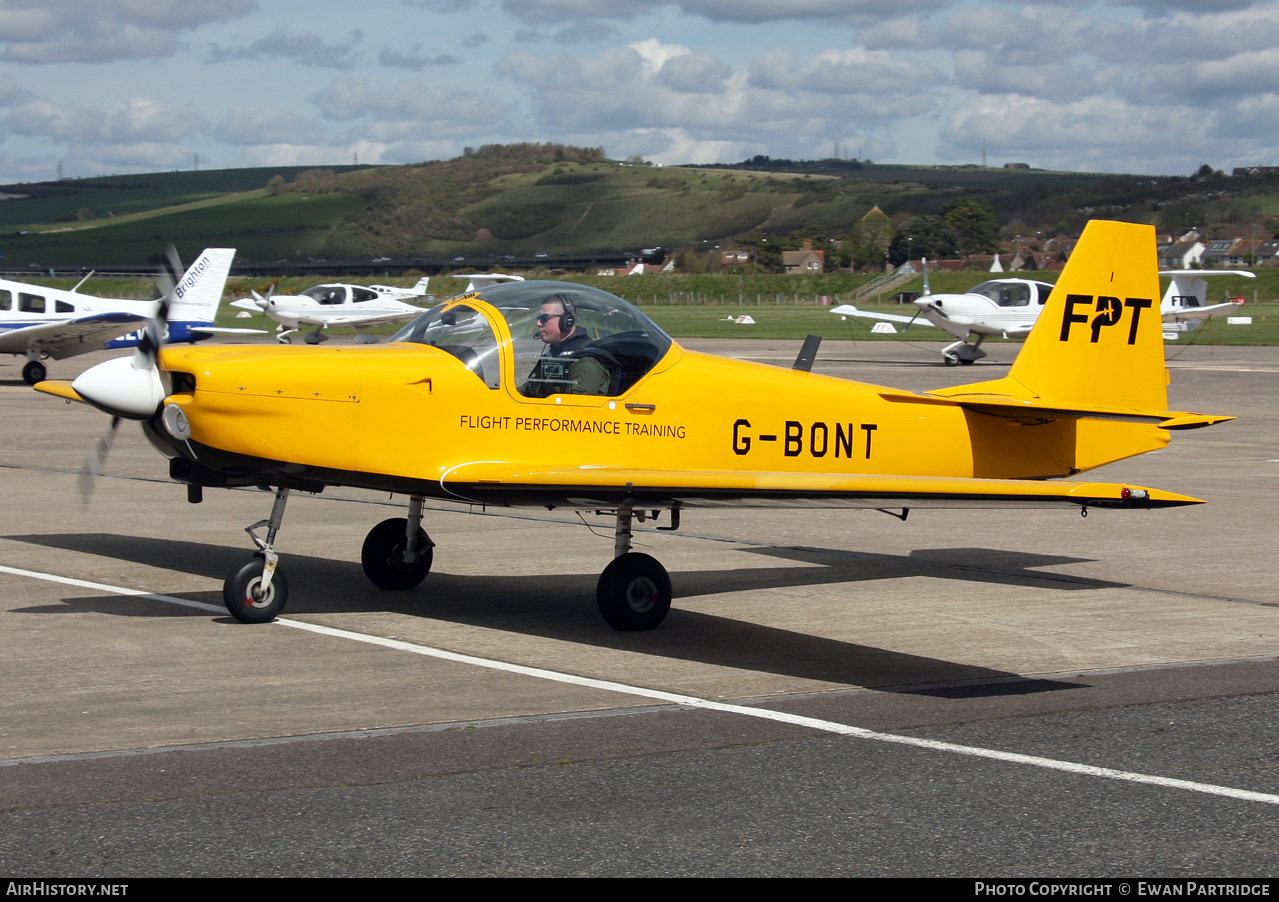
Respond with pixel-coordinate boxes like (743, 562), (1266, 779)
(521, 293), (611, 397)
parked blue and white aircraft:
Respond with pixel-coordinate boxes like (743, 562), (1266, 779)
(834, 264), (1254, 365)
(0, 247), (254, 384)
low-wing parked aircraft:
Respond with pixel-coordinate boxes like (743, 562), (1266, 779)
(232, 277), (429, 344)
(1160, 269), (1255, 336)
(0, 247), (252, 383)
(834, 266), (1255, 365)
(39, 221), (1228, 631)
(452, 273), (525, 292)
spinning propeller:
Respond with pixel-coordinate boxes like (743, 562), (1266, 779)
(73, 246), (184, 502)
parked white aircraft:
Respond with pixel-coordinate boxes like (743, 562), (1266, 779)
(452, 273), (524, 292)
(1160, 270), (1254, 336)
(0, 247), (251, 383)
(232, 277), (430, 344)
(834, 264), (1254, 365)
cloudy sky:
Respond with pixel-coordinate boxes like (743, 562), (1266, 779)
(0, 0), (1273, 183)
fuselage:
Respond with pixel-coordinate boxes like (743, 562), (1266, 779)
(245, 284), (423, 329)
(149, 308), (1166, 502)
(914, 278), (1053, 339)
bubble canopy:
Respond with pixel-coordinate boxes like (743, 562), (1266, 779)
(389, 281), (674, 396)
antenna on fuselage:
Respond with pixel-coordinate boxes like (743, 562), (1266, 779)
(792, 334), (821, 372)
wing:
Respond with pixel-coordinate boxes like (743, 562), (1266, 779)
(289, 307), (420, 327)
(830, 304), (935, 328)
(437, 462), (1200, 510)
(189, 326), (268, 335)
(0, 313), (147, 360)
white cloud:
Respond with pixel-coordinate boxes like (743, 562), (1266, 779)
(206, 27), (364, 69)
(378, 46), (461, 69)
(215, 108), (328, 145)
(938, 93), (1215, 172)
(501, 0), (950, 24)
(70, 141), (199, 172)
(749, 47), (945, 95)
(0, 0), (258, 64)
(7, 97), (206, 143)
(310, 77), (513, 138)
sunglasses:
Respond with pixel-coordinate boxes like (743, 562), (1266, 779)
(535, 313), (563, 324)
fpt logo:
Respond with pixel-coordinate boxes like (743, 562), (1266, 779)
(1059, 294), (1153, 344)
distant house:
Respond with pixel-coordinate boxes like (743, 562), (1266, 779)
(1159, 240), (1205, 269)
(1200, 238), (1239, 266)
(782, 239), (824, 275)
(1216, 239), (1276, 267)
(1041, 234), (1078, 258)
(1232, 166), (1279, 176)
(720, 249), (752, 267)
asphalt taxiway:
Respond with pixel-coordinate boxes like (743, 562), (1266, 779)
(1, 337), (1277, 877)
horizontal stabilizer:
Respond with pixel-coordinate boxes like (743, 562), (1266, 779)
(882, 387), (1232, 428)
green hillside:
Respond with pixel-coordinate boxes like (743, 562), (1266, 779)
(1, 146), (1277, 267)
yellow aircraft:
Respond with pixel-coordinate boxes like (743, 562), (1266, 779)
(38, 220), (1229, 630)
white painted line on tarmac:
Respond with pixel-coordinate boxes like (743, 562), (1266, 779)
(7, 562), (1279, 807)
(0, 564), (224, 613)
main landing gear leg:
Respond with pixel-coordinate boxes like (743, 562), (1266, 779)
(361, 495), (433, 590)
(596, 503), (671, 631)
(224, 487), (291, 623)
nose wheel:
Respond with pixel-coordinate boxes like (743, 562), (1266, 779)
(224, 555), (289, 623)
(223, 487), (291, 623)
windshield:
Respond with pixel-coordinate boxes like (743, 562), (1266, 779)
(302, 285), (346, 304)
(389, 303), (502, 388)
(969, 280), (1055, 307)
(390, 281), (673, 397)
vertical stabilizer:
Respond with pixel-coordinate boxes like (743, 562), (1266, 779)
(1004, 220), (1166, 414)
(168, 248), (235, 323)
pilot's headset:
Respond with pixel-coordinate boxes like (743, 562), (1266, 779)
(549, 292), (576, 332)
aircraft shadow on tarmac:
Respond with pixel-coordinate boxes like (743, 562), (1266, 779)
(5, 532), (1107, 697)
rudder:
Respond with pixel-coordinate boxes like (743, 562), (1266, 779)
(169, 248), (235, 323)
(1007, 220), (1166, 414)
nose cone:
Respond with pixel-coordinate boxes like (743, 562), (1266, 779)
(71, 356), (166, 420)
(913, 296), (936, 311)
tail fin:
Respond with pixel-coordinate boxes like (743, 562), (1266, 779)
(411, 276), (430, 295)
(168, 248), (235, 323)
(1004, 220), (1167, 414)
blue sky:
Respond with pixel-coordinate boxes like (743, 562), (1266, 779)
(0, 0), (1273, 183)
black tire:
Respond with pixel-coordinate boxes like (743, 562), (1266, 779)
(959, 357), (975, 365)
(22, 360), (46, 384)
(361, 518), (433, 590)
(596, 552), (671, 631)
(223, 556), (288, 623)
(942, 354), (959, 367)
